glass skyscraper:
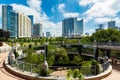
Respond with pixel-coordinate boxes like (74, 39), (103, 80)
(108, 21), (116, 29)
(2, 5), (32, 38)
(33, 23), (43, 37)
(28, 15), (34, 36)
(2, 5), (13, 30)
(10, 11), (18, 38)
(62, 17), (83, 38)
(2, 5), (18, 38)
(76, 19), (83, 36)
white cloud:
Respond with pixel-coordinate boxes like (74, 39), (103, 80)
(51, 6), (55, 12)
(58, 3), (65, 13)
(83, 0), (120, 22)
(27, 0), (42, 12)
(41, 21), (62, 37)
(85, 29), (95, 35)
(63, 13), (79, 18)
(79, 0), (97, 6)
(94, 17), (111, 24)
(58, 3), (79, 18)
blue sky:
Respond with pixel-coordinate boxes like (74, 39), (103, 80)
(0, 0), (120, 36)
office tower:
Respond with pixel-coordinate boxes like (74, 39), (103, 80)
(33, 23), (43, 37)
(28, 15), (34, 36)
(62, 17), (83, 38)
(2, 5), (13, 30)
(96, 24), (104, 32)
(46, 32), (51, 38)
(76, 19), (83, 36)
(108, 21), (116, 29)
(2, 5), (32, 38)
(18, 13), (31, 38)
(10, 11), (18, 38)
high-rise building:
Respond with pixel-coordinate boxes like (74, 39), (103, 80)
(2, 5), (13, 30)
(46, 32), (51, 38)
(75, 19), (83, 36)
(96, 24), (104, 32)
(28, 15), (34, 36)
(108, 21), (116, 29)
(33, 23), (43, 37)
(10, 10), (18, 38)
(18, 13), (31, 38)
(62, 17), (83, 38)
(2, 5), (31, 38)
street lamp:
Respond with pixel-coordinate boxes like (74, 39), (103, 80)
(41, 42), (48, 76)
(93, 40), (97, 60)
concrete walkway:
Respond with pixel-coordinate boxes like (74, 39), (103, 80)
(0, 43), (24, 80)
(102, 62), (120, 80)
(102, 69), (120, 80)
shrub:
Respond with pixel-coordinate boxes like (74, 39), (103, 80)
(78, 72), (84, 80)
(66, 69), (72, 79)
(73, 69), (79, 78)
(91, 60), (100, 75)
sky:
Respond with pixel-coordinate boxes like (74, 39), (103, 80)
(0, 0), (120, 36)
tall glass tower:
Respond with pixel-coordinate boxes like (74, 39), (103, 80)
(108, 21), (116, 29)
(2, 5), (18, 38)
(62, 17), (83, 38)
(28, 15), (34, 36)
(10, 11), (18, 38)
(2, 5), (13, 30)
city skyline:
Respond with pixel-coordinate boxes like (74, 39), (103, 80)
(0, 0), (120, 36)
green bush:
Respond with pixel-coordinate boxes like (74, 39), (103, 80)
(73, 69), (79, 78)
(66, 69), (72, 79)
(91, 60), (100, 74)
(78, 72), (84, 80)
(66, 69), (84, 80)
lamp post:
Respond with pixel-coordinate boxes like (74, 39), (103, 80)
(93, 40), (97, 60)
(41, 42), (48, 76)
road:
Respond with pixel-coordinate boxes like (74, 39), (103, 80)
(0, 44), (24, 80)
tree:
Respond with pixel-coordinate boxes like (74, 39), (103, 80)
(72, 55), (82, 65)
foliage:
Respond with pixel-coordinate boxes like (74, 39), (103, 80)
(80, 61), (92, 75)
(66, 69), (72, 79)
(71, 55), (82, 65)
(81, 29), (120, 43)
(93, 29), (120, 42)
(73, 69), (79, 78)
(55, 47), (69, 65)
(78, 72), (84, 80)
(66, 69), (84, 80)
(13, 49), (19, 59)
(91, 60), (100, 74)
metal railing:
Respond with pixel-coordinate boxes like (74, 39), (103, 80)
(10, 58), (41, 74)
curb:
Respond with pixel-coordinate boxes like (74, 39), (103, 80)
(4, 58), (58, 80)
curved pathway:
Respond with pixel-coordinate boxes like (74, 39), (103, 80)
(0, 44), (24, 80)
(102, 63), (120, 80)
